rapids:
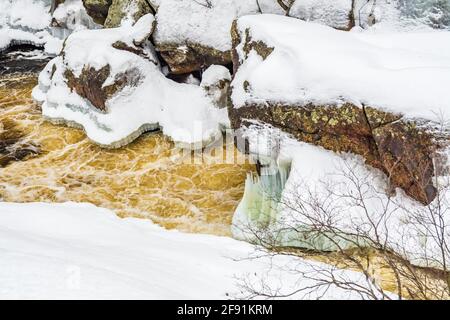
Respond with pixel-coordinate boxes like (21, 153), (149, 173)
(0, 71), (255, 236)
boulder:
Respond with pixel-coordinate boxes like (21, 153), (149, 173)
(104, 0), (154, 28)
(153, 0), (260, 74)
(201, 65), (231, 109)
(32, 14), (228, 149)
(289, 0), (354, 31)
(82, 0), (112, 25)
(229, 14), (450, 205)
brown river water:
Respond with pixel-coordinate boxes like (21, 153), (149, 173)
(0, 72), (254, 236)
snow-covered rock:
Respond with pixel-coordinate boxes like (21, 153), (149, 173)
(104, 0), (153, 28)
(0, 0), (53, 52)
(0, 0), (98, 55)
(201, 65), (231, 109)
(0, 201), (390, 299)
(289, 0), (354, 30)
(153, 0), (260, 74)
(229, 14), (450, 205)
(231, 14), (450, 116)
(33, 14), (229, 148)
(52, 0), (100, 31)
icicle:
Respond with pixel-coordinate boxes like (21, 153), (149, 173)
(231, 154), (291, 241)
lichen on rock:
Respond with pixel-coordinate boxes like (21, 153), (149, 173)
(104, 0), (153, 28)
(228, 14), (450, 205)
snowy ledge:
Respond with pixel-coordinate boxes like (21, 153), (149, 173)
(231, 14), (450, 122)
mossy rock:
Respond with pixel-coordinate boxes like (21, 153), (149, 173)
(104, 0), (153, 28)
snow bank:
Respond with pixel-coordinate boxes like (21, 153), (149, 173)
(33, 15), (229, 148)
(0, 0), (51, 31)
(0, 201), (384, 299)
(232, 14), (450, 122)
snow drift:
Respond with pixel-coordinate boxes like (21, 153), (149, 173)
(0, 201), (384, 299)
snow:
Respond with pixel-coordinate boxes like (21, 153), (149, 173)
(232, 14), (450, 122)
(0, 201), (386, 299)
(33, 15), (229, 148)
(0, 0), (51, 31)
(200, 64), (231, 87)
(153, 0), (260, 51)
(0, 0), (53, 52)
(290, 0), (353, 30)
(0, 0), (97, 55)
(129, 13), (156, 44)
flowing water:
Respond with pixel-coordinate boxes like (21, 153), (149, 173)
(0, 69), (255, 236)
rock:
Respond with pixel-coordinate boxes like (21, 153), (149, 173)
(371, 119), (437, 204)
(104, 0), (153, 28)
(0, 118), (40, 168)
(289, 0), (355, 31)
(64, 64), (142, 112)
(32, 14), (228, 149)
(156, 43), (231, 75)
(82, 0), (112, 25)
(230, 102), (438, 204)
(201, 65), (231, 109)
(228, 14), (450, 205)
(153, 0), (260, 74)
(51, 0), (66, 14)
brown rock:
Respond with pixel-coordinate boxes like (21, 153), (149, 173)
(228, 17), (446, 205)
(372, 121), (437, 204)
(228, 101), (440, 205)
(82, 0), (112, 25)
(157, 43), (230, 75)
(64, 64), (141, 112)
